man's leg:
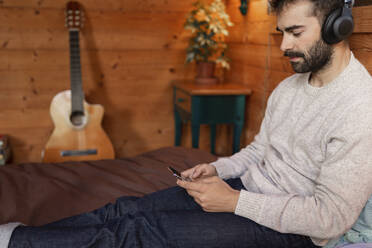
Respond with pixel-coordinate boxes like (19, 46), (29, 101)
(9, 178), (318, 248)
(38, 185), (202, 228)
(9, 209), (318, 248)
(41, 178), (243, 228)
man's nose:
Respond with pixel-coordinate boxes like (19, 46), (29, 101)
(280, 34), (295, 52)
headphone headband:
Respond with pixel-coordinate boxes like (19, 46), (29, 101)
(344, 0), (354, 8)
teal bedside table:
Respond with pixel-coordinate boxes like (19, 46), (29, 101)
(172, 80), (252, 154)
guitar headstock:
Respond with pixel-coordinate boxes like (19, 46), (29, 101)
(65, 1), (84, 30)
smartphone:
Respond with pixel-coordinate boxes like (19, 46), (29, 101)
(167, 166), (191, 181)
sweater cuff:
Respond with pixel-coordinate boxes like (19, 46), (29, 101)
(210, 158), (231, 179)
(234, 190), (267, 223)
(0, 222), (23, 248)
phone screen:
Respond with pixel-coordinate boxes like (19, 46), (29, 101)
(167, 166), (190, 181)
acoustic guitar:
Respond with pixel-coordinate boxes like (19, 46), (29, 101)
(42, 1), (115, 163)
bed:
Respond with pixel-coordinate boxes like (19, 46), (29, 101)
(0, 146), (217, 226)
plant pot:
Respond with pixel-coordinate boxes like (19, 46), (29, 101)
(195, 61), (219, 84)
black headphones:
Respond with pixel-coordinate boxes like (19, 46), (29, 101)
(322, 0), (354, 44)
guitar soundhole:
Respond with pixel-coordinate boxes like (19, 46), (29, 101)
(70, 111), (85, 126)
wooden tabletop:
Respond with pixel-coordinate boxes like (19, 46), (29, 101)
(172, 80), (252, 96)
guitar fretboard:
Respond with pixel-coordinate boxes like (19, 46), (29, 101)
(69, 30), (84, 115)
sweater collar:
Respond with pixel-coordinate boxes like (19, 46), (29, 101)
(302, 52), (355, 96)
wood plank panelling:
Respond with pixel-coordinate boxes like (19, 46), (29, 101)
(228, 43), (268, 69)
(228, 21), (272, 45)
(0, 30), (189, 50)
(353, 6), (372, 33)
(0, 65), (192, 92)
(0, 8), (189, 33)
(0, 110), (51, 129)
(0, 0), (192, 12)
(1, 0), (371, 163)
(0, 0), (198, 163)
(350, 34), (372, 51)
(0, 50), (189, 70)
(224, 0), (272, 146)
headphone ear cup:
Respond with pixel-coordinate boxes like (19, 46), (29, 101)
(322, 8), (343, 44)
(333, 10), (354, 41)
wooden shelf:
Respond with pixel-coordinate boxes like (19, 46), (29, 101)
(171, 80), (252, 96)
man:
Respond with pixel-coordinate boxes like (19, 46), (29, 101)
(2, 0), (372, 247)
(179, 1), (372, 247)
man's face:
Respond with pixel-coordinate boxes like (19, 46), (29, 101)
(276, 1), (333, 73)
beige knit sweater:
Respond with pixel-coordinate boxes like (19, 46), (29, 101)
(211, 53), (372, 246)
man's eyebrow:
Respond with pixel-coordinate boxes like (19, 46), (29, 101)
(276, 25), (304, 33)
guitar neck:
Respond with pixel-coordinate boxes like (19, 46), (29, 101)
(69, 30), (84, 114)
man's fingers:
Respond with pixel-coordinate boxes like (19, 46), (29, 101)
(190, 168), (201, 179)
(186, 189), (201, 198)
(192, 196), (204, 209)
(181, 164), (208, 179)
(182, 166), (201, 178)
(201, 176), (219, 183)
(184, 190), (205, 209)
(177, 179), (204, 192)
(181, 167), (194, 178)
(192, 176), (218, 184)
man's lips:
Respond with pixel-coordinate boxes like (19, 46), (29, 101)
(284, 51), (304, 62)
(289, 57), (302, 62)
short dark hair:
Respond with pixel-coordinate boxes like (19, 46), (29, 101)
(269, 0), (344, 24)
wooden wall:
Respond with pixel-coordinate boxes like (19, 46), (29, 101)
(1, 0), (371, 163)
(225, 0), (276, 146)
(225, 0), (372, 147)
(0, 0), (204, 163)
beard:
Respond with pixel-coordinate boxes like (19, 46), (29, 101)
(284, 38), (334, 73)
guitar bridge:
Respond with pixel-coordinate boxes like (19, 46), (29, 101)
(60, 149), (97, 157)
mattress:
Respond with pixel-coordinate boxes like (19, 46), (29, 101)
(0, 146), (217, 226)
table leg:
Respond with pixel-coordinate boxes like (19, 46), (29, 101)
(174, 109), (182, 146)
(233, 122), (243, 154)
(210, 124), (216, 154)
(191, 124), (200, 149)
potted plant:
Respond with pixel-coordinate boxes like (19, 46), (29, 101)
(184, 0), (233, 84)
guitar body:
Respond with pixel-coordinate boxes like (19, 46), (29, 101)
(42, 90), (115, 163)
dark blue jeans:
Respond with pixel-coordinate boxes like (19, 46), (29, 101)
(9, 178), (319, 248)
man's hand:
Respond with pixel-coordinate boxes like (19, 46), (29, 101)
(181, 163), (217, 181)
(177, 176), (240, 213)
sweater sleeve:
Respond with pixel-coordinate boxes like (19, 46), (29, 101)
(233, 101), (372, 245)
(0, 222), (22, 248)
(211, 90), (275, 179)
